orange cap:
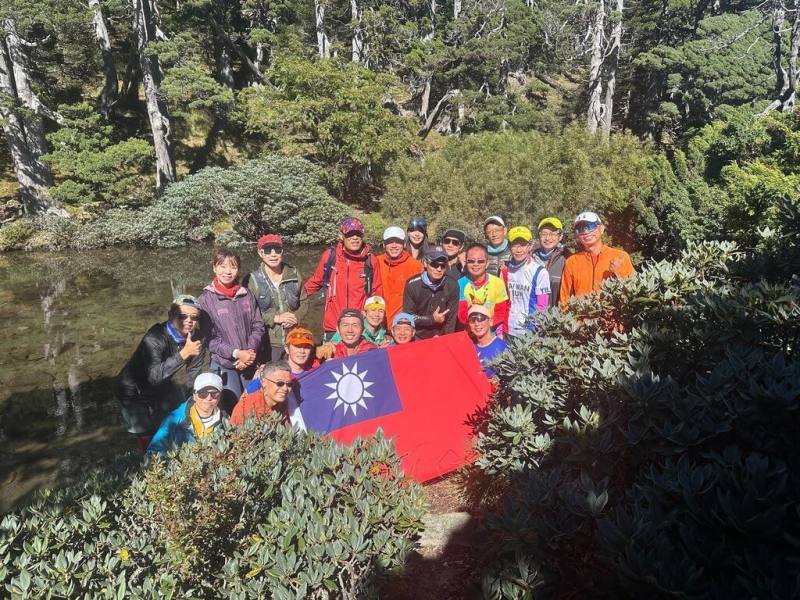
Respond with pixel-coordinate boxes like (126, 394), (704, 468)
(286, 327), (315, 347)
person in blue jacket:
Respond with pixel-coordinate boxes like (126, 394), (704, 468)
(147, 372), (228, 455)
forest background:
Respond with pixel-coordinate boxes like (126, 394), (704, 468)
(0, 0), (798, 256)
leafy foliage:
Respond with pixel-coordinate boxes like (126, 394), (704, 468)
(383, 128), (694, 256)
(41, 104), (154, 211)
(0, 418), (425, 598)
(476, 237), (800, 597)
(28, 156), (349, 249)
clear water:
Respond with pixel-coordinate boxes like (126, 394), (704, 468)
(0, 244), (323, 512)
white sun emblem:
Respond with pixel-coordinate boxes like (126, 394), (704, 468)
(325, 362), (375, 416)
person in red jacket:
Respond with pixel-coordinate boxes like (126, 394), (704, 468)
(378, 225), (423, 324)
(316, 309), (378, 361)
(304, 217), (383, 340)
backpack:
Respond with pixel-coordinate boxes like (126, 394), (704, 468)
(319, 246), (374, 298)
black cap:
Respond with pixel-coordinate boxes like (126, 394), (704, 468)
(441, 229), (466, 243)
(338, 308), (363, 323)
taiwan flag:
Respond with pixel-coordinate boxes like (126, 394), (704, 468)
(287, 332), (493, 482)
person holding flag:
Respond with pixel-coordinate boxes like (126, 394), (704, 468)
(317, 309), (378, 360)
(466, 305), (508, 378)
(501, 226), (551, 337)
(390, 312), (416, 345)
(230, 362), (293, 426)
(283, 327), (319, 374)
(402, 246), (459, 339)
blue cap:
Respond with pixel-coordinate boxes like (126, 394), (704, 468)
(392, 312), (416, 327)
(425, 245), (447, 262)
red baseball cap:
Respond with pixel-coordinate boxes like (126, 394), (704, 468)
(257, 234), (283, 250)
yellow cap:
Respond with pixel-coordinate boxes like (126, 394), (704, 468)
(508, 226), (532, 242)
(537, 217), (563, 231)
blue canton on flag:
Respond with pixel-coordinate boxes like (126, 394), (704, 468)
(289, 350), (403, 434)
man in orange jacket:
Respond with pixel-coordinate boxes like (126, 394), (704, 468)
(377, 226), (423, 323)
(559, 211), (635, 305)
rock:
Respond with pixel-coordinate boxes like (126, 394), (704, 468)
(418, 512), (484, 550)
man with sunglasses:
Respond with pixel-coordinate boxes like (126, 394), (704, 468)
(457, 243), (510, 335)
(147, 372), (227, 454)
(246, 234), (308, 362)
(116, 294), (209, 451)
(305, 217), (383, 341)
(559, 211), (635, 305)
(467, 305), (507, 378)
(402, 246), (459, 339)
(230, 362), (293, 426)
(532, 217), (568, 308)
(440, 228), (467, 281)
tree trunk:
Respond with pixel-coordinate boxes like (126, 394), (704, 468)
(132, 0), (176, 192)
(0, 19), (58, 215)
(425, 0), (437, 41)
(601, 0), (622, 138)
(215, 40), (235, 89)
(786, 0), (800, 110)
(89, 0), (119, 119)
(351, 0), (364, 62)
(315, 0), (330, 58)
(454, 0), (462, 19)
(586, 0), (605, 134)
(418, 89), (458, 138)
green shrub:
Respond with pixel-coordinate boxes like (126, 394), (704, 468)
(382, 128), (692, 256)
(0, 418), (425, 598)
(27, 156), (351, 250)
(477, 239), (800, 598)
(0, 219), (37, 251)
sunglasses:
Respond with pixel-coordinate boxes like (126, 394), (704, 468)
(574, 222), (600, 234)
(466, 259), (487, 265)
(178, 313), (200, 322)
(196, 389), (221, 399)
(264, 378), (294, 388)
(468, 314), (489, 323)
(442, 237), (463, 246)
(260, 245), (283, 255)
(429, 261), (448, 269)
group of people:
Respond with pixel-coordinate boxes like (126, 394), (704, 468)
(116, 210), (634, 454)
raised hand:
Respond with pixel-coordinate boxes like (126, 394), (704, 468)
(179, 329), (202, 360)
(432, 306), (450, 324)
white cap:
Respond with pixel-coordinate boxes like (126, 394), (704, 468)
(484, 215), (505, 228)
(193, 372), (223, 392)
(574, 211), (602, 225)
(383, 226), (406, 241)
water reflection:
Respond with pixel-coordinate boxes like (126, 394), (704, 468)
(0, 244), (323, 512)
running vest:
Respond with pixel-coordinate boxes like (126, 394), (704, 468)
(249, 268), (301, 314)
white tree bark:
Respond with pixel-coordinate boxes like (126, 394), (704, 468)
(132, 0), (176, 192)
(454, 0), (462, 19)
(586, 0), (605, 134)
(762, 0), (799, 114)
(315, 0), (330, 58)
(350, 0), (365, 62)
(0, 19), (57, 214)
(89, 0), (119, 119)
(601, 0), (622, 138)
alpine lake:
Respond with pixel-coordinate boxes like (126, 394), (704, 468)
(0, 244), (325, 513)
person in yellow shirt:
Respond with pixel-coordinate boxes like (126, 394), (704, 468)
(559, 211), (635, 305)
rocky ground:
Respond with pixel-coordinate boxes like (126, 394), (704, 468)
(380, 475), (492, 600)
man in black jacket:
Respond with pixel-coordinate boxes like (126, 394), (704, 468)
(402, 246), (459, 340)
(116, 294), (209, 450)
